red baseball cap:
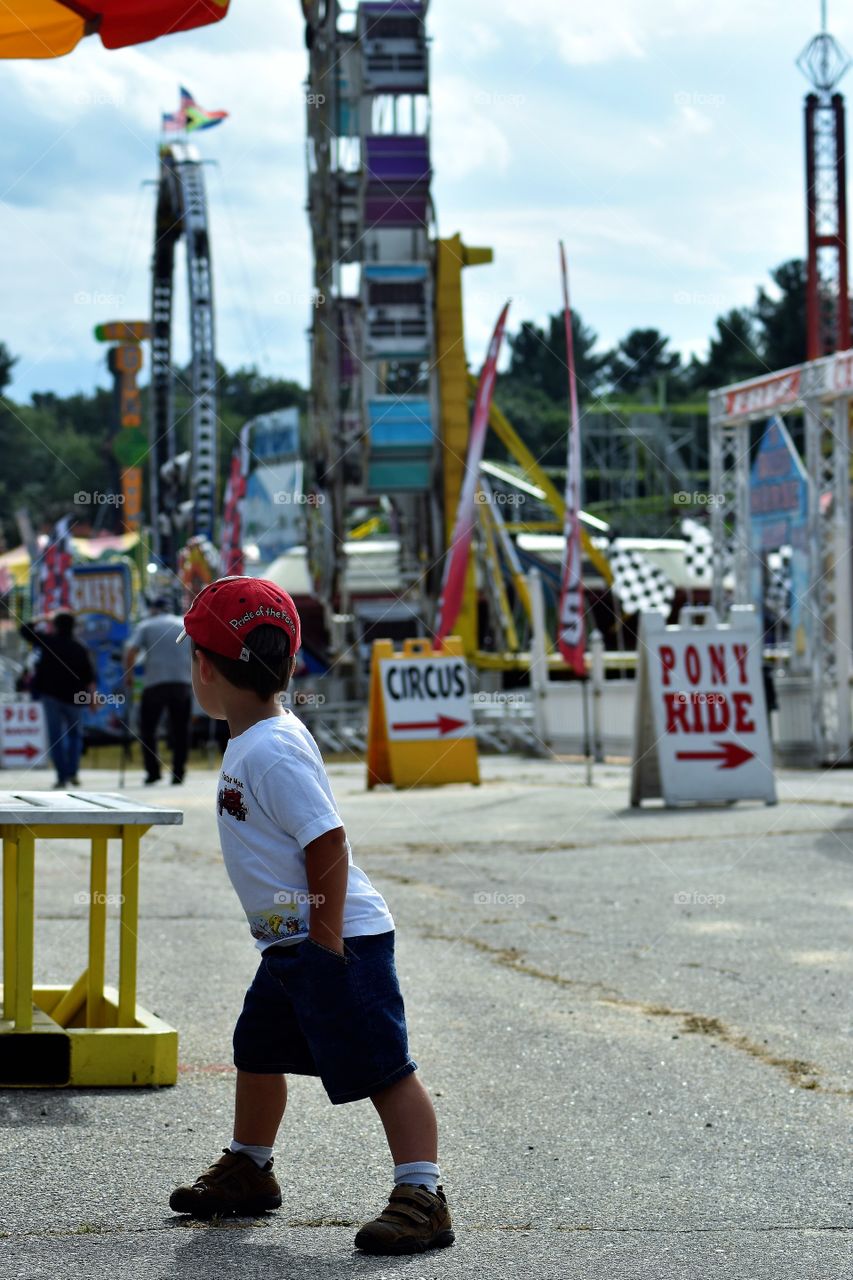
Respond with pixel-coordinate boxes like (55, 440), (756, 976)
(177, 576), (301, 661)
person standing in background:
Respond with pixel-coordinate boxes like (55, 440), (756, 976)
(20, 611), (95, 789)
(125, 596), (193, 785)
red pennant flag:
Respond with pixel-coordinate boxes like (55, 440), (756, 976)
(434, 302), (510, 646)
(219, 425), (249, 577)
(33, 515), (74, 618)
(556, 243), (586, 676)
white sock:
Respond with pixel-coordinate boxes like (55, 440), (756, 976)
(394, 1160), (441, 1194)
(230, 1139), (273, 1169)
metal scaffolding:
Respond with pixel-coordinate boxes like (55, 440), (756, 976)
(798, 5), (851, 359)
(709, 355), (853, 763)
(582, 410), (706, 526)
(149, 143), (218, 567)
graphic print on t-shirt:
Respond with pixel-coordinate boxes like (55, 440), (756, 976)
(248, 903), (308, 944)
(218, 772), (248, 821)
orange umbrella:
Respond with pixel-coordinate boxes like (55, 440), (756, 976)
(0, 1), (230, 59)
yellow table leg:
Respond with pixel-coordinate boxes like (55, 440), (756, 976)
(87, 836), (108, 1028)
(14, 828), (35, 1032)
(3, 834), (18, 1022)
(118, 826), (140, 1027)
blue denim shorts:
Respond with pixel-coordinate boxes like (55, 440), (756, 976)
(233, 930), (417, 1104)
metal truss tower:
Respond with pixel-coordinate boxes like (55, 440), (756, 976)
(709, 356), (853, 765)
(798, 3), (851, 359)
(301, 1), (438, 624)
(150, 143), (218, 568)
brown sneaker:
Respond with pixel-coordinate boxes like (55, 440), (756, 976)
(354, 1184), (455, 1254)
(169, 1148), (281, 1217)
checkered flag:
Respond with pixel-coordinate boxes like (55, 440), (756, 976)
(608, 541), (676, 617)
(765, 546), (792, 618)
(681, 517), (713, 584)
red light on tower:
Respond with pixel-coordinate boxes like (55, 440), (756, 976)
(798, 3), (851, 360)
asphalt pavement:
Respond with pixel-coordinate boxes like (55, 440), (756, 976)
(0, 755), (850, 1279)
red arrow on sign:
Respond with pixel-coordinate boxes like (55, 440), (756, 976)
(675, 741), (753, 769)
(391, 714), (467, 736)
(4, 743), (39, 760)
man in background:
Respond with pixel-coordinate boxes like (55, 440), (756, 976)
(20, 611), (95, 789)
(125, 595), (193, 785)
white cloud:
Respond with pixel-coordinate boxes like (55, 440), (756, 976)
(675, 104), (714, 136)
(431, 73), (513, 180)
(432, 0), (789, 69)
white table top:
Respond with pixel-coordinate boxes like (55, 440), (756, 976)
(0, 791), (184, 826)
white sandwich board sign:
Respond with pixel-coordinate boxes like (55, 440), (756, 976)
(0, 702), (48, 769)
(378, 655), (474, 741)
(631, 606), (776, 807)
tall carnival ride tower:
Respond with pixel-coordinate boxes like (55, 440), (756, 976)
(301, 1), (439, 626)
(798, 1), (851, 359)
(149, 143), (218, 570)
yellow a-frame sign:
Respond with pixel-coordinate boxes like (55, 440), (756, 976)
(366, 637), (480, 789)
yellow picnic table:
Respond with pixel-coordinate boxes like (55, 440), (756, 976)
(0, 790), (182, 1087)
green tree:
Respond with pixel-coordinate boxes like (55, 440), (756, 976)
(754, 258), (806, 369)
(218, 365), (307, 420)
(0, 342), (16, 394)
(689, 307), (765, 391)
(0, 400), (110, 544)
(606, 328), (681, 397)
(505, 311), (610, 403)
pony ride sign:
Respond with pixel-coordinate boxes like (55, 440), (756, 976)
(631, 607), (776, 807)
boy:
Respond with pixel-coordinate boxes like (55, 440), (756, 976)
(168, 577), (454, 1255)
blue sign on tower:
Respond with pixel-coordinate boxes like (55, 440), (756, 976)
(750, 415), (808, 548)
(749, 415), (809, 663)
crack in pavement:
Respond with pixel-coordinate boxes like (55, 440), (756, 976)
(362, 824), (853, 858)
(421, 931), (851, 1098)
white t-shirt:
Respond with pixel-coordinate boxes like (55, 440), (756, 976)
(216, 710), (393, 950)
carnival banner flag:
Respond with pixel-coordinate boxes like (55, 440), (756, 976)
(219, 425), (250, 576)
(162, 86), (228, 134)
(434, 301), (510, 645)
(33, 515), (74, 618)
(556, 243), (586, 675)
(609, 542), (675, 617)
(681, 516), (714, 585)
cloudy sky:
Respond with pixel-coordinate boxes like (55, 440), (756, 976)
(0, 1), (845, 402)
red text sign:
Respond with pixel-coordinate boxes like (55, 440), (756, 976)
(1, 703), (48, 770)
(633, 612), (776, 806)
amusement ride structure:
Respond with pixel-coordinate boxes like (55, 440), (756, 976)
(799, 0), (851, 359)
(710, 3), (853, 766)
(301, 0), (440, 617)
(297, 0), (611, 662)
(149, 142), (219, 570)
(23, 0), (853, 763)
